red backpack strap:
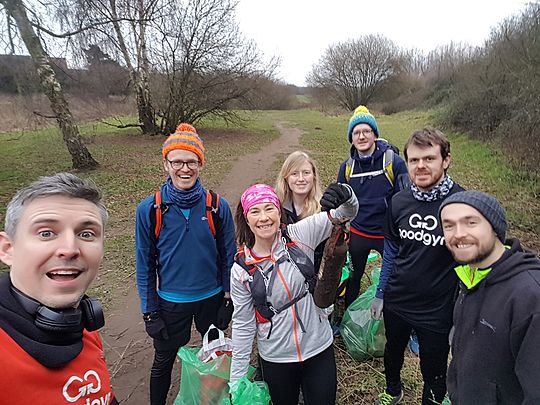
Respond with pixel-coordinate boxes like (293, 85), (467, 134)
(153, 190), (163, 239)
(234, 249), (257, 274)
(206, 189), (220, 238)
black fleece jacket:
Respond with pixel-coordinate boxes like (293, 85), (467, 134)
(447, 239), (540, 404)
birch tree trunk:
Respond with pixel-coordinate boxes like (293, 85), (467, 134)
(1, 0), (99, 169)
(109, 0), (158, 135)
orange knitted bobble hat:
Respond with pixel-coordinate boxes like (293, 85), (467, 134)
(162, 123), (205, 164)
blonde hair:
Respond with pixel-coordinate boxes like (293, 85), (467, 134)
(275, 151), (322, 219)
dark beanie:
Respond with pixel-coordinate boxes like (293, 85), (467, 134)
(439, 190), (507, 242)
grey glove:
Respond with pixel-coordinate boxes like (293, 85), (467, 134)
(320, 183), (352, 212)
(371, 297), (384, 320)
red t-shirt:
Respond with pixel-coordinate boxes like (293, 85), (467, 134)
(0, 328), (116, 404)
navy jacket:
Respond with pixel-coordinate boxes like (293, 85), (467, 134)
(337, 140), (408, 236)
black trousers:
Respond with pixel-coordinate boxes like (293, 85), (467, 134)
(383, 308), (450, 404)
(259, 344), (337, 405)
(345, 232), (384, 308)
(150, 292), (222, 405)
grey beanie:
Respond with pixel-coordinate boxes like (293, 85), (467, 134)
(439, 190), (507, 243)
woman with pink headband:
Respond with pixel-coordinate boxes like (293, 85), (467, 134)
(229, 182), (358, 405)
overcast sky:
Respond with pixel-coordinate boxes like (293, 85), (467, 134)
(236, 0), (530, 86)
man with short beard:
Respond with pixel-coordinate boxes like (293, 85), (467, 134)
(0, 173), (117, 404)
(440, 190), (540, 404)
(371, 128), (463, 405)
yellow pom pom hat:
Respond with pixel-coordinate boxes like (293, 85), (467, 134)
(347, 105), (380, 143)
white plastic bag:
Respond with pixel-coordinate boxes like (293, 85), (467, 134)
(197, 324), (233, 363)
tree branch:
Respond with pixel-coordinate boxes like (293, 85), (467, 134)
(100, 119), (143, 129)
(33, 110), (58, 119)
(30, 17), (142, 38)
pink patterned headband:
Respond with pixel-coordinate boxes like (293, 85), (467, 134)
(240, 184), (281, 216)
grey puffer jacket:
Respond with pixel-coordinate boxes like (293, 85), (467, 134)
(230, 190), (358, 382)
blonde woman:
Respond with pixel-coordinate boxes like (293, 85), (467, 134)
(276, 151), (325, 269)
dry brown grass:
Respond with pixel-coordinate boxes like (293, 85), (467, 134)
(0, 93), (135, 133)
(331, 259), (426, 404)
(334, 338), (424, 404)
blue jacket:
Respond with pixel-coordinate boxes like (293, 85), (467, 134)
(135, 183), (236, 313)
(337, 140), (408, 236)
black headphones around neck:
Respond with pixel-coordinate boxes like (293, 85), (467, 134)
(11, 287), (105, 333)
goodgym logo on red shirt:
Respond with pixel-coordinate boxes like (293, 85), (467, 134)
(63, 370), (111, 404)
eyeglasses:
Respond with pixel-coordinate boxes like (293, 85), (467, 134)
(167, 159), (200, 170)
(352, 129), (374, 137)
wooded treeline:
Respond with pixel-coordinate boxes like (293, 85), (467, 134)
(0, 0), (298, 168)
(307, 3), (539, 170)
(0, 0), (537, 171)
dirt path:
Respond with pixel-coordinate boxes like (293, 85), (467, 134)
(102, 121), (303, 404)
(217, 121), (303, 207)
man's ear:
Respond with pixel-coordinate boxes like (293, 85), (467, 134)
(443, 153), (452, 170)
(0, 231), (14, 267)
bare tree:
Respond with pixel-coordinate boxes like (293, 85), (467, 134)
(51, 0), (274, 134)
(307, 34), (400, 110)
(0, 0), (98, 169)
(150, 0), (275, 133)
(108, 0), (158, 134)
(50, 0), (160, 134)
(424, 42), (477, 85)
(440, 2), (540, 165)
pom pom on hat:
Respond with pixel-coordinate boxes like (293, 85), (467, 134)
(347, 105), (380, 143)
(176, 123), (197, 133)
(162, 123), (205, 164)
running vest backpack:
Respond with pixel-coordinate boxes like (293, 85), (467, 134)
(150, 189), (220, 240)
(345, 138), (399, 186)
(235, 229), (317, 328)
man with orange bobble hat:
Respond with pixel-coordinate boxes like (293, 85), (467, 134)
(135, 123), (236, 405)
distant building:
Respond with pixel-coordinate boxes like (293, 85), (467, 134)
(0, 53), (129, 96)
(0, 54), (70, 94)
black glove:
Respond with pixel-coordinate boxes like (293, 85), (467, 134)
(143, 312), (169, 340)
(216, 298), (234, 330)
(320, 183), (352, 211)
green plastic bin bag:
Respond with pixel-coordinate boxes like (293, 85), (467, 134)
(174, 346), (232, 405)
(229, 376), (271, 405)
(340, 267), (386, 361)
(175, 347), (270, 405)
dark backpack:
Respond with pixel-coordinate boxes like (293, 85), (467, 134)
(234, 229), (316, 335)
(150, 189), (220, 241)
